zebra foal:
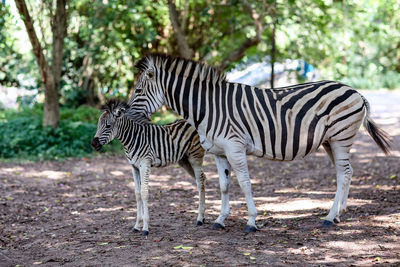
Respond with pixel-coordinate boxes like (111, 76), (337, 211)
(128, 54), (391, 232)
(91, 99), (206, 235)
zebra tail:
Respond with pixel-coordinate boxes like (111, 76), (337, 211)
(362, 98), (392, 155)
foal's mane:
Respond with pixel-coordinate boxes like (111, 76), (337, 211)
(135, 53), (227, 84)
(102, 98), (130, 113)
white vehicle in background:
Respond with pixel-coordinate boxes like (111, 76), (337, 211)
(227, 58), (319, 87)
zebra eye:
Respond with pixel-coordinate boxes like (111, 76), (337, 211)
(135, 88), (143, 94)
(147, 70), (154, 79)
(105, 124), (111, 129)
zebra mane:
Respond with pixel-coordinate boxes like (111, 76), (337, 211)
(135, 53), (227, 83)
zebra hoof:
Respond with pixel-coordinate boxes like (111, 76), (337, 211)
(196, 220), (204, 226)
(244, 225), (257, 233)
(142, 230), (149, 236)
(322, 220), (334, 227)
(333, 217), (340, 223)
(133, 228), (140, 233)
(212, 223), (225, 230)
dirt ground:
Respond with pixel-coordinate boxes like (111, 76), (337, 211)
(1, 91), (400, 266)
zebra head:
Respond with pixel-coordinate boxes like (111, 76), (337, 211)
(91, 99), (129, 151)
(129, 54), (167, 116)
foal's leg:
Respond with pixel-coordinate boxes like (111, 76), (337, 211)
(187, 156), (206, 226)
(324, 142), (353, 226)
(139, 159), (151, 235)
(131, 166), (143, 232)
(213, 155), (231, 230)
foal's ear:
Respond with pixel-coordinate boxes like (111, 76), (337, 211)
(112, 101), (129, 117)
(113, 106), (126, 117)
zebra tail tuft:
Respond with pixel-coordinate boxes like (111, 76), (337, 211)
(362, 98), (392, 155)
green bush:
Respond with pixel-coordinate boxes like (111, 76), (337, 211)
(0, 106), (121, 160)
(60, 106), (101, 124)
(151, 108), (180, 125)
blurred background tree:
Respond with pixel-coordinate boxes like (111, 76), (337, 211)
(0, 0), (399, 159)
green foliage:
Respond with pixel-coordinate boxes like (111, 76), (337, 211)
(60, 105), (101, 124)
(0, 117), (94, 159)
(0, 105), (122, 160)
(0, 4), (22, 86)
(151, 108), (180, 125)
(0, 3), (39, 88)
(316, 0), (400, 89)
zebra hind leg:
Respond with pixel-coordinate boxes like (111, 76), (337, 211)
(324, 142), (353, 227)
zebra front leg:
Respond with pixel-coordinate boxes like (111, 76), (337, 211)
(226, 151), (258, 233)
(131, 166), (143, 232)
(212, 155), (231, 230)
(139, 159), (151, 235)
(324, 144), (353, 226)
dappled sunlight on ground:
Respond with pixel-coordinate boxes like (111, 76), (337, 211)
(1, 144), (398, 266)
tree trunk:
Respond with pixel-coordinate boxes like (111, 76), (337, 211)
(43, 77), (59, 127)
(47, 0), (67, 127)
(168, 0), (193, 59)
(15, 0), (68, 128)
(270, 22), (276, 89)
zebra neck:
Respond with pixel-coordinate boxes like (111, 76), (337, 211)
(125, 108), (152, 123)
(116, 118), (139, 149)
(164, 73), (224, 128)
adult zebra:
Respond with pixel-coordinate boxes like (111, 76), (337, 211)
(128, 54), (391, 232)
(91, 99), (206, 235)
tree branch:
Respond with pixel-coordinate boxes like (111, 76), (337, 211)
(219, 0), (264, 69)
(168, 0), (193, 59)
(15, 0), (50, 85)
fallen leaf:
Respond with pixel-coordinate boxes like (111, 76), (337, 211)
(243, 253), (251, 256)
(98, 242), (108, 246)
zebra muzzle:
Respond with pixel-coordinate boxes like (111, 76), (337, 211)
(91, 137), (103, 151)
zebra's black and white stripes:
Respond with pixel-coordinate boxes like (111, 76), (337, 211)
(129, 54), (391, 232)
(91, 99), (206, 235)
